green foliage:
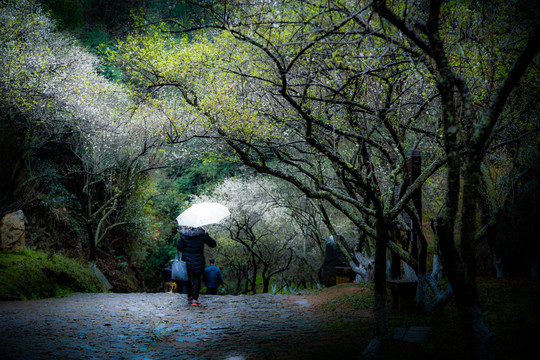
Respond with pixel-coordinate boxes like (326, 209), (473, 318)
(172, 158), (239, 194)
(41, 0), (84, 30)
(144, 243), (176, 274)
(141, 239), (180, 292)
(0, 249), (105, 300)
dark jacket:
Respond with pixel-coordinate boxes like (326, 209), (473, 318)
(162, 267), (172, 282)
(204, 265), (224, 288)
(177, 228), (216, 274)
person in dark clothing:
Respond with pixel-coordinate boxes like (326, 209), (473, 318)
(162, 265), (172, 292)
(176, 227), (216, 306)
(204, 258), (224, 295)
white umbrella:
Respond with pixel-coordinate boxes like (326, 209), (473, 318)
(176, 202), (230, 227)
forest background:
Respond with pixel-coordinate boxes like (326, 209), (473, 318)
(1, 0), (539, 357)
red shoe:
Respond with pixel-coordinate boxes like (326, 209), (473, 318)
(191, 299), (201, 306)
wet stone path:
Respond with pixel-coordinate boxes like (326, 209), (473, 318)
(0, 292), (365, 359)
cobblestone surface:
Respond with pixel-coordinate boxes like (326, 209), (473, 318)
(0, 292), (367, 359)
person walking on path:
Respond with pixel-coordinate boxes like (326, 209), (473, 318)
(204, 258), (224, 295)
(162, 264), (172, 292)
(177, 227), (216, 306)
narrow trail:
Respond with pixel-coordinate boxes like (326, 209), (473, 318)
(0, 290), (371, 359)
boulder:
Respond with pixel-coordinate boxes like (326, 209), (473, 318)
(88, 262), (113, 291)
(0, 210), (25, 253)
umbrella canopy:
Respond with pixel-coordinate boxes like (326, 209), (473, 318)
(176, 202), (230, 228)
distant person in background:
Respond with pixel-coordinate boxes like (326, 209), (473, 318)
(162, 264), (172, 292)
(177, 227), (216, 306)
(204, 258), (224, 295)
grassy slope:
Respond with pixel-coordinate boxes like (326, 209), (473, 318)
(0, 249), (105, 300)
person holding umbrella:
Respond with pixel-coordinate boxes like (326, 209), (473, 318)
(177, 227), (216, 306)
(175, 203), (230, 306)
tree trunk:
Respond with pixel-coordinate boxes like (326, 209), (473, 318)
(363, 220), (389, 357)
(262, 276), (270, 294)
(87, 222), (96, 262)
(459, 305), (496, 360)
(251, 254), (258, 294)
(415, 272), (453, 314)
(234, 277), (243, 295)
(435, 216), (496, 359)
(262, 263), (270, 293)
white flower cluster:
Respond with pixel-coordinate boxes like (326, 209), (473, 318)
(0, 0), (179, 171)
(196, 176), (294, 235)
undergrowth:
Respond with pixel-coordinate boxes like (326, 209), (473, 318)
(0, 249), (105, 300)
(324, 287), (375, 312)
(314, 278), (540, 360)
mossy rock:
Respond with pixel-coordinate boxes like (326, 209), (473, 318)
(0, 249), (105, 300)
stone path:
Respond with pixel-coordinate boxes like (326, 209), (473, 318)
(0, 292), (368, 360)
